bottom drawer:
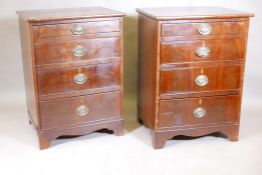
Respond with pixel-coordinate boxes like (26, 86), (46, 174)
(158, 95), (240, 128)
(39, 91), (121, 130)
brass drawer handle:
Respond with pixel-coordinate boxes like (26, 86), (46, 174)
(74, 73), (88, 84)
(72, 44), (87, 57)
(196, 46), (210, 57)
(195, 75), (208, 87)
(75, 105), (89, 116)
(198, 23), (212, 35)
(193, 107), (206, 118)
(71, 24), (85, 35)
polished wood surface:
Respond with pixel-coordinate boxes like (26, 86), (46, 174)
(160, 65), (242, 96)
(158, 95), (240, 128)
(17, 14), (40, 129)
(38, 120), (124, 149)
(37, 62), (120, 96)
(33, 19), (120, 38)
(161, 36), (246, 63)
(152, 125), (239, 149)
(35, 36), (120, 65)
(136, 7), (254, 20)
(161, 20), (249, 36)
(39, 91), (121, 130)
(137, 7), (253, 149)
(17, 7), (126, 22)
(137, 14), (159, 129)
(17, 7), (125, 149)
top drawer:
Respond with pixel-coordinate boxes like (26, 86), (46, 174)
(161, 20), (249, 37)
(33, 19), (120, 38)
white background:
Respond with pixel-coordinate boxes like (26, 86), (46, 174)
(0, 0), (261, 175)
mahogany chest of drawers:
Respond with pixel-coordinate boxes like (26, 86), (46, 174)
(17, 7), (125, 149)
(136, 7), (254, 149)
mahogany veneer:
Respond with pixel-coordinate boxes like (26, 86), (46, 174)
(17, 7), (125, 149)
(137, 7), (254, 149)
(34, 36), (120, 65)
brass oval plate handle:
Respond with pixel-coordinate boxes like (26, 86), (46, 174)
(193, 107), (206, 118)
(71, 24), (85, 35)
(72, 44), (87, 57)
(196, 46), (210, 57)
(195, 75), (208, 87)
(75, 105), (89, 116)
(74, 73), (88, 85)
(198, 23), (212, 35)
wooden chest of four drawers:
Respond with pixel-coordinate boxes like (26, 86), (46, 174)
(17, 7), (125, 149)
(137, 7), (254, 149)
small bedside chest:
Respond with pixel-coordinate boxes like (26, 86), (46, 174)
(136, 7), (254, 149)
(17, 7), (125, 149)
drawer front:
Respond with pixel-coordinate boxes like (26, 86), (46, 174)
(160, 65), (242, 95)
(35, 37), (120, 65)
(161, 37), (246, 63)
(37, 62), (120, 96)
(161, 21), (248, 37)
(39, 91), (121, 130)
(33, 20), (120, 38)
(158, 95), (240, 128)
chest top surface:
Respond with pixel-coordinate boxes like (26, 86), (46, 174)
(16, 7), (126, 22)
(136, 7), (254, 20)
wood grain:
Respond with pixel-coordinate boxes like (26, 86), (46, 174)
(35, 36), (120, 65)
(160, 65), (243, 96)
(161, 20), (249, 36)
(17, 15), (40, 129)
(136, 7), (254, 20)
(137, 7), (253, 149)
(39, 91), (121, 130)
(158, 95), (240, 128)
(152, 125), (239, 149)
(137, 14), (160, 129)
(161, 36), (246, 63)
(37, 62), (120, 97)
(33, 19), (120, 38)
(38, 120), (124, 150)
(17, 7), (126, 22)
(17, 7), (125, 149)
